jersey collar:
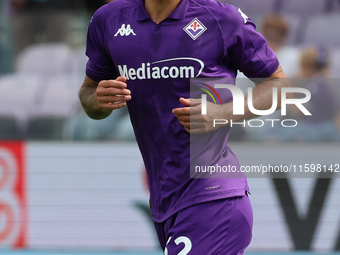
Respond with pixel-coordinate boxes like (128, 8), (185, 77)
(136, 0), (189, 21)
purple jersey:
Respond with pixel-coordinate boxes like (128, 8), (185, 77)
(85, 0), (279, 222)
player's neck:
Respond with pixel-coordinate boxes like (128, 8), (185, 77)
(144, 0), (181, 24)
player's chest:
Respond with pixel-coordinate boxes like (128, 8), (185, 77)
(106, 17), (224, 67)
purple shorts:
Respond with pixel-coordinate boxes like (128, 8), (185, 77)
(154, 194), (253, 255)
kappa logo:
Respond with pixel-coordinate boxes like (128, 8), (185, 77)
(183, 18), (207, 40)
(114, 24), (136, 37)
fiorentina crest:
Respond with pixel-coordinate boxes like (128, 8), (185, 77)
(183, 18), (207, 40)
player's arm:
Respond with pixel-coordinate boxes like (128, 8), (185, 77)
(79, 75), (131, 120)
(233, 65), (289, 122)
(172, 65), (289, 134)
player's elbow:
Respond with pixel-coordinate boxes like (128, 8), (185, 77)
(78, 90), (112, 120)
(80, 100), (112, 120)
(84, 108), (109, 120)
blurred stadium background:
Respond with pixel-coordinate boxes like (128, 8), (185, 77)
(0, 0), (340, 254)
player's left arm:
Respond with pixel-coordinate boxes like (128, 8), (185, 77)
(172, 65), (289, 134)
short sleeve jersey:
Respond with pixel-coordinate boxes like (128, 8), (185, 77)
(86, 0), (279, 222)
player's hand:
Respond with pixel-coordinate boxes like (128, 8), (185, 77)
(95, 76), (131, 110)
(172, 97), (230, 134)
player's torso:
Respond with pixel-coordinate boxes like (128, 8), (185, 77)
(104, 0), (236, 95)
(95, 0), (250, 222)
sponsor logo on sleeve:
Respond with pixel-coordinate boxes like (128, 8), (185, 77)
(238, 8), (249, 24)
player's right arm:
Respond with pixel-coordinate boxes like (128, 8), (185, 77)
(79, 75), (131, 120)
(81, 5), (131, 120)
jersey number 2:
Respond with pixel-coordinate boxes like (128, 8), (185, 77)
(164, 236), (192, 255)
